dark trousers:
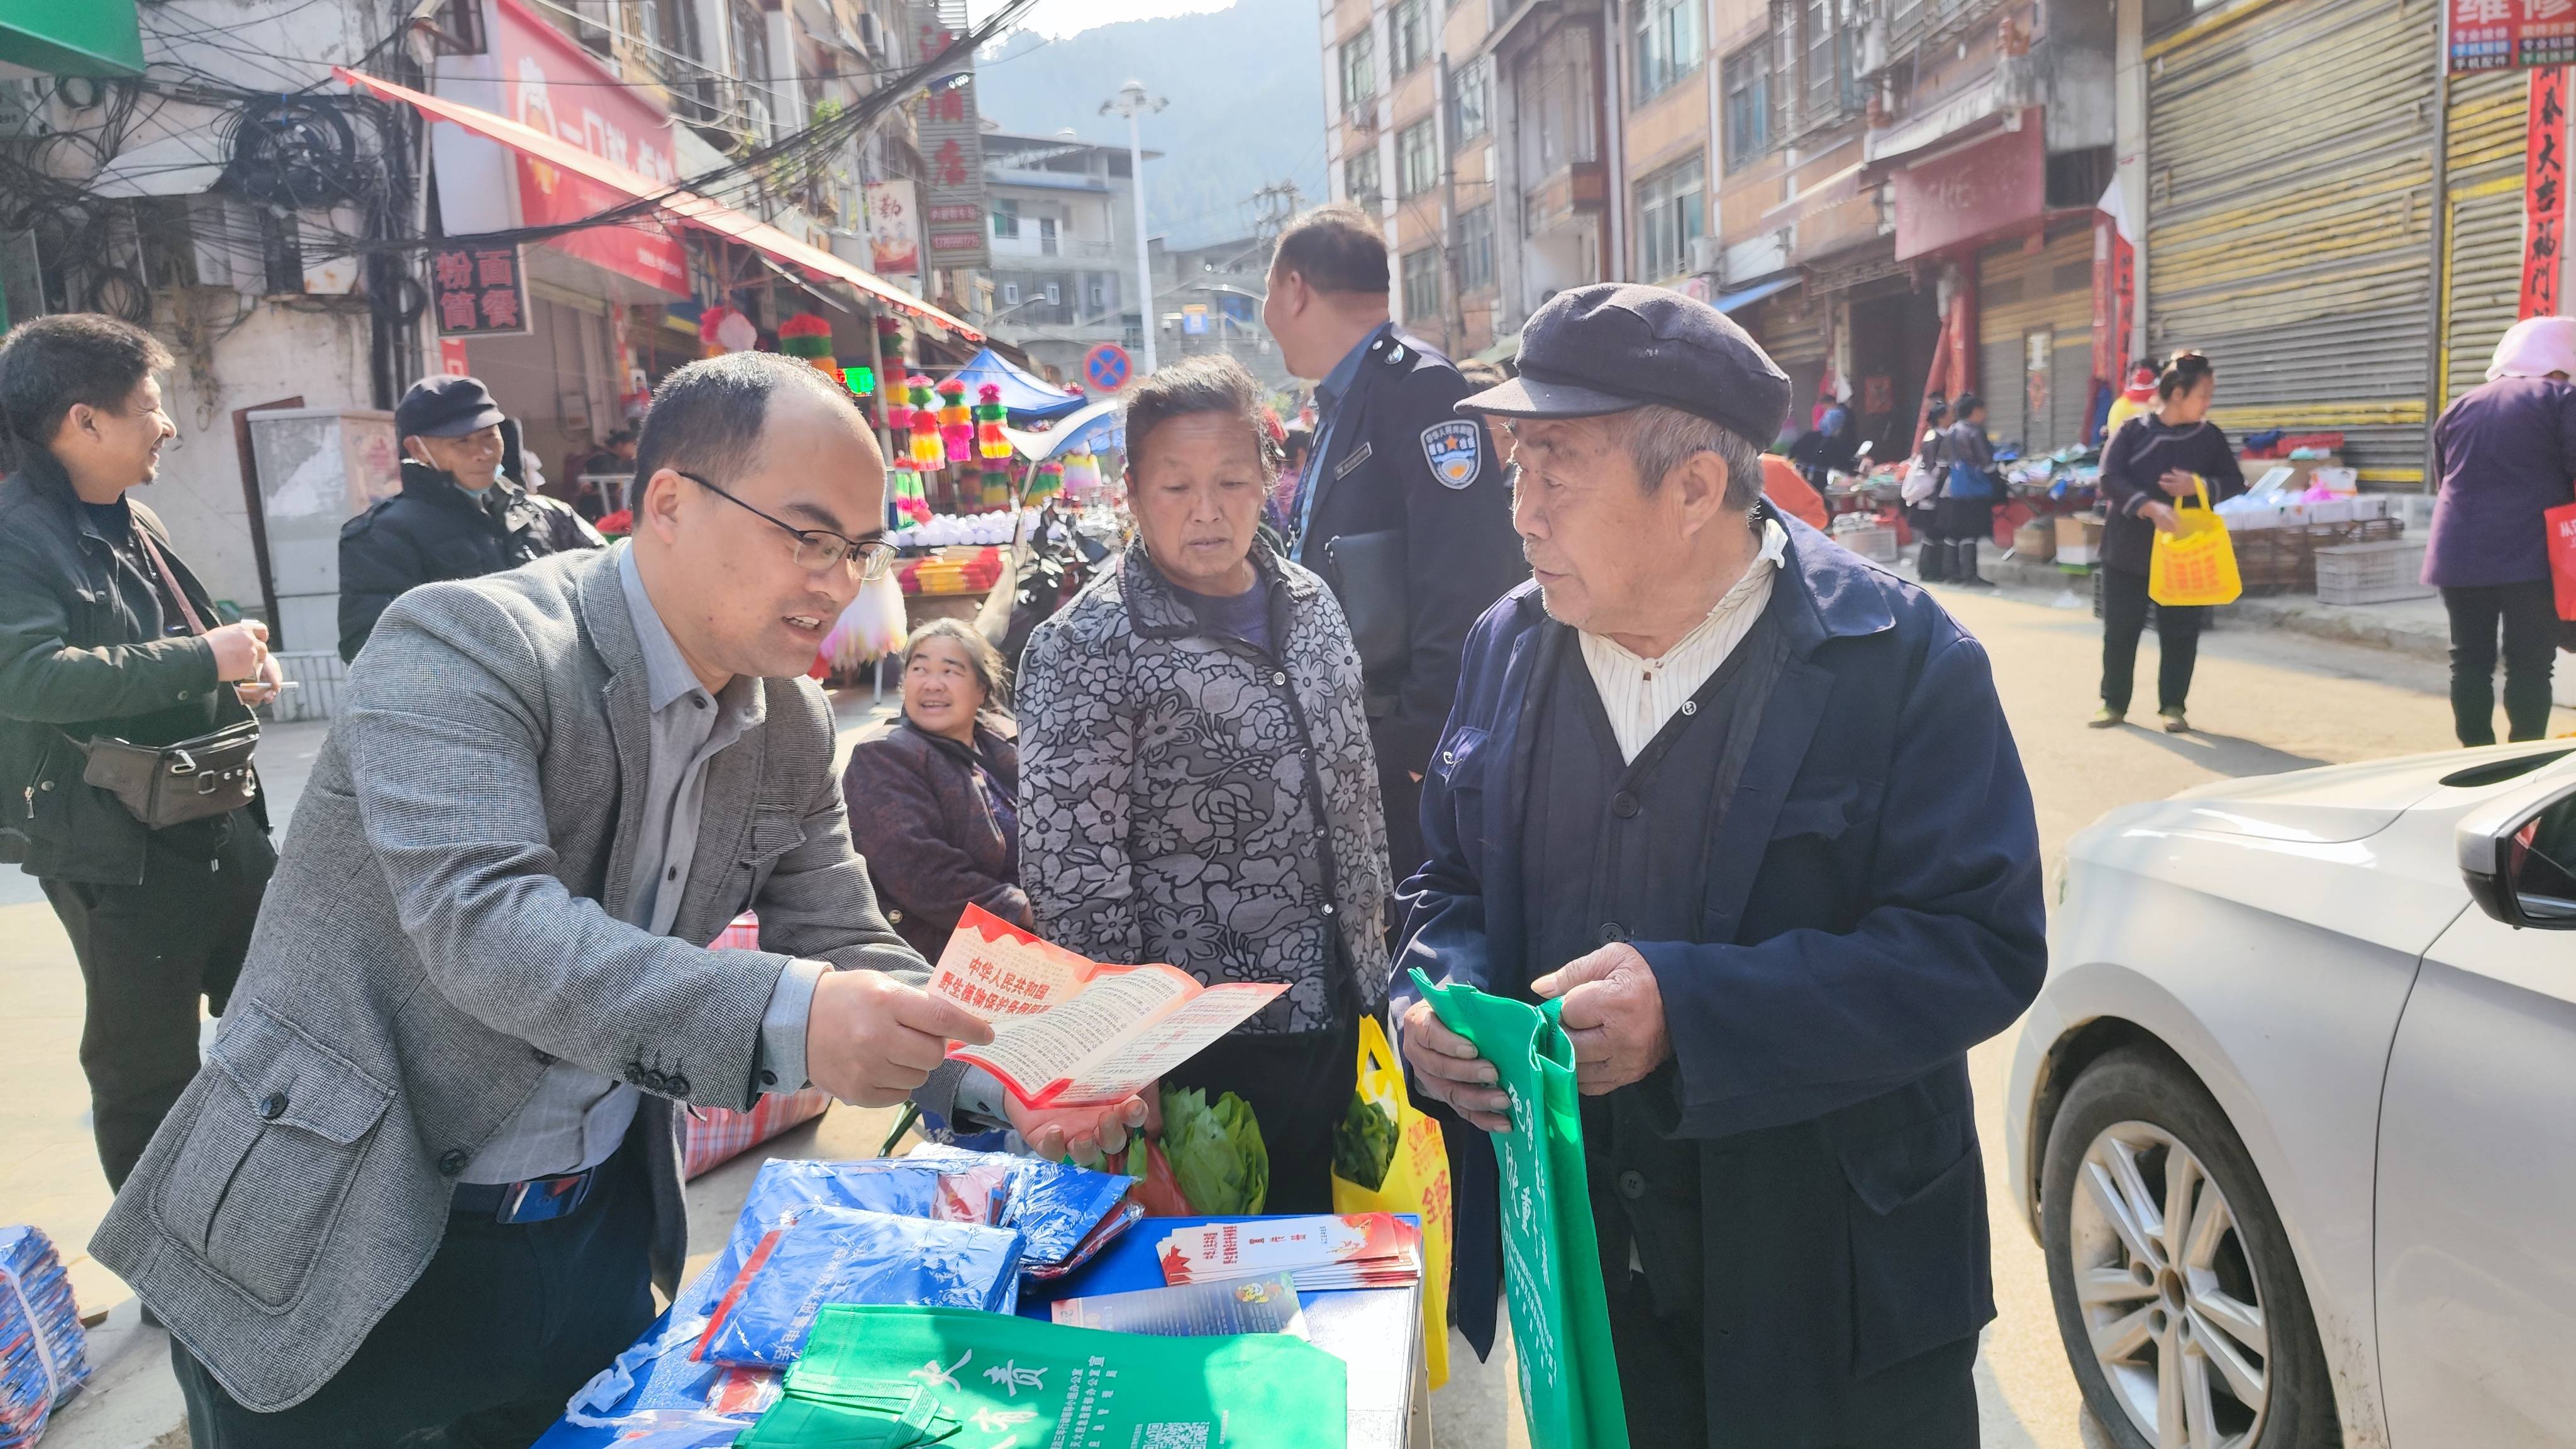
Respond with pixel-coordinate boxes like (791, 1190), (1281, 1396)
(1604, 1269), (1979, 1448)
(2099, 565), (2206, 714)
(40, 810), (274, 1189)
(172, 1131), (657, 1448)
(2441, 580), (2560, 745)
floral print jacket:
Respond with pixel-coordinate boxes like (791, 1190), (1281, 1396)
(1016, 539), (1391, 1034)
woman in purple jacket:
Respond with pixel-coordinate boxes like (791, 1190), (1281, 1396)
(841, 618), (1033, 961)
(2424, 317), (2576, 746)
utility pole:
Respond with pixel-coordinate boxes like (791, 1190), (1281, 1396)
(1101, 80), (1167, 374)
(1249, 180), (1306, 250)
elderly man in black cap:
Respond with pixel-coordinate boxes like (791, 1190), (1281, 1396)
(1394, 284), (2047, 1447)
(339, 375), (602, 662)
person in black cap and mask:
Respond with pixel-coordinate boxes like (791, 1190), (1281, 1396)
(338, 375), (603, 662)
(1392, 283), (2046, 1448)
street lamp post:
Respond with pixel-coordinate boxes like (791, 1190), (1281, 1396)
(1099, 80), (1166, 375)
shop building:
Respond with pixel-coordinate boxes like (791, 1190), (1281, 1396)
(971, 128), (1152, 384)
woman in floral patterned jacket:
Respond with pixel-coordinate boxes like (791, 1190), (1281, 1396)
(1016, 355), (1392, 1211)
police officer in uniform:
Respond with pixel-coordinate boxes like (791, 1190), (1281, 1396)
(1263, 204), (1527, 886)
(338, 375), (604, 662)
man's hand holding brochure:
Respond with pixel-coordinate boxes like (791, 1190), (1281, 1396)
(926, 906), (1284, 1162)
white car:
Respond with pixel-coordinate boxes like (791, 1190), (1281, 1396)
(2007, 741), (2576, 1449)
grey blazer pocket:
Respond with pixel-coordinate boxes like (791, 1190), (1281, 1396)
(740, 808), (806, 910)
(157, 1002), (394, 1310)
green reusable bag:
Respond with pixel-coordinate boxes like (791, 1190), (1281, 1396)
(769, 1304), (1348, 1449)
(1411, 969), (1629, 1449)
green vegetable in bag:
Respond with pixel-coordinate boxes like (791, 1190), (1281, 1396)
(1331, 1092), (1399, 1192)
(1157, 1086), (1269, 1216)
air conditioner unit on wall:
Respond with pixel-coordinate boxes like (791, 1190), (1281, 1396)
(1344, 101), (1378, 135)
(1687, 235), (1722, 276)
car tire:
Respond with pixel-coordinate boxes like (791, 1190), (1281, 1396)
(2040, 1045), (2338, 1449)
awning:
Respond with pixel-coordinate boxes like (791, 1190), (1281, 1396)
(1760, 163), (1867, 230)
(0, 0), (142, 76)
(947, 347), (1087, 423)
(1002, 399), (1123, 462)
(1713, 275), (1801, 314)
(333, 65), (981, 340)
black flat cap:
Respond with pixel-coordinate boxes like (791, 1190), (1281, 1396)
(395, 375), (508, 440)
(1459, 283), (1792, 447)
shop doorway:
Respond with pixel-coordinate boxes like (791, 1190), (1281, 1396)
(1846, 284), (1943, 467)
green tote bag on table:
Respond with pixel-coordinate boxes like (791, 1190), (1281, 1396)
(1411, 970), (1629, 1449)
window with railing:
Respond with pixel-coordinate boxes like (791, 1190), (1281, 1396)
(1391, 0), (1431, 75)
(1345, 148), (1382, 208)
(1458, 203), (1495, 291)
(1794, 0), (1858, 125)
(1514, 25), (1599, 184)
(1401, 245), (1441, 324)
(992, 198), (1019, 238)
(1633, 0), (1702, 104)
(1722, 41), (1770, 169)
(1450, 57), (1490, 146)
(1039, 216), (1058, 255)
(1398, 120), (1439, 197)
(1636, 155), (1705, 280)
(1342, 29), (1378, 101)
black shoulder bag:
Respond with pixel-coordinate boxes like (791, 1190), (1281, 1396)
(69, 527), (260, 828)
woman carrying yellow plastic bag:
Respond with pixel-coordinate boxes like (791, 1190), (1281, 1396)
(1331, 1015), (1454, 1389)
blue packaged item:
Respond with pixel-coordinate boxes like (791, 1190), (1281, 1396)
(1, 1225), (92, 1449)
(560, 1308), (781, 1445)
(905, 1143), (1139, 1276)
(688, 1158), (1011, 1321)
(695, 1207), (1024, 1368)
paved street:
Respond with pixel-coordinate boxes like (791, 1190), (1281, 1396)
(5, 579), (2568, 1446)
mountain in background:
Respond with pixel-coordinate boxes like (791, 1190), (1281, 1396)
(974, 2), (1328, 250)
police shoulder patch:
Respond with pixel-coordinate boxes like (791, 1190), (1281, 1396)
(1421, 419), (1483, 489)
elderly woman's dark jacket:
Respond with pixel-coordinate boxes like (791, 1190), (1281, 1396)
(1014, 538), (1391, 1033)
(841, 715), (1030, 960)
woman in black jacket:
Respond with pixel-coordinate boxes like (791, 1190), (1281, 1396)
(2093, 351), (2243, 733)
(840, 618), (1032, 962)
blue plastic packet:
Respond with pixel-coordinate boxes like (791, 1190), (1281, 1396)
(1, 1226), (91, 1449)
(562, 1309), (781, 1439)
(686, 1159), (1012, 1321)
(695, 1207), (1024, 1368)
(904, 1143), (1139, 1276)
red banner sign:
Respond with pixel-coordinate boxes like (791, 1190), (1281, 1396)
(2524, 66), (2568, 317)
(494, 0), (687, 294)
(2450, 0), (2576, 71)
(1891, 118), (2045, 262)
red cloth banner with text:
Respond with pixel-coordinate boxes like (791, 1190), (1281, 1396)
(493, 0), (687, 295)
(2524, 67), (2569, 318)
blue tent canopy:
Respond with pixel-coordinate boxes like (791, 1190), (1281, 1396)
(947, 348), (1087, 424)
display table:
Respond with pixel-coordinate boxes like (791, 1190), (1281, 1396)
(533, 1212), (1426, 1449)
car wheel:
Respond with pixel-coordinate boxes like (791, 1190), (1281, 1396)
(2040, 1046), (2338, 1449)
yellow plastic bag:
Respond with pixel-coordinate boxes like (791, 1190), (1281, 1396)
(1332, 1014), (1454, 1389)
(2148, 474), (2243, 607)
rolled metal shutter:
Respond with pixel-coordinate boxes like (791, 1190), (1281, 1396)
(1750, 289), (1828, 365)
(1981, 336), (2025, 447)
(2145, 0), (2441, 482)
(2440, 69), (2529, 409)
(1977, 227), (2094, 452)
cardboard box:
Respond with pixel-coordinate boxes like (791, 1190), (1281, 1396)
(2012, 521), (2056, 561)
(2239, 453), (2341, 491)
(2055, 513), (2104, 567)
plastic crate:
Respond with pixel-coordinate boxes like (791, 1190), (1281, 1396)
(1834, 525), (1899, 564)
(2314, 539), (2434, 605)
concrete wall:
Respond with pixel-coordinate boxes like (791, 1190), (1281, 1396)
(145, 297), (378, 627)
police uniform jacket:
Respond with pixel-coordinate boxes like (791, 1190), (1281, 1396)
(1299, 326), (1526, 878)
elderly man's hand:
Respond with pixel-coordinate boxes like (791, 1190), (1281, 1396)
(1398, 996), (1513, 1133)
(1533, 944), (1671, 1095)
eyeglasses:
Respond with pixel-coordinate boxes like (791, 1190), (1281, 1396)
(674, 470), (897, 582)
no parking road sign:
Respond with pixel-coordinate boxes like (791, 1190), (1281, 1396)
(1084, 342), (1133, 393)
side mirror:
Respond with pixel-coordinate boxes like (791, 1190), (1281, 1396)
(2459, 777), (2576, 929)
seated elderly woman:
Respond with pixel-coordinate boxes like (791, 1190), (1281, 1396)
(1015, 353), (1391, 1211)
(841, 617), (1031, 962)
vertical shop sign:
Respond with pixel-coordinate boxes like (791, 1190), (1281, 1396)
(916, 0), (991, 273)
(493, 0), (687, 294)
(2524, 66), (2569, 317)
(866, 179), (924, 277)
(2451, 0), (2576, 70)
(431, 243), (531, 337)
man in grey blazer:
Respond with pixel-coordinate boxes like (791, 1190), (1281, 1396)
(94, 352), (1146, 1445)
